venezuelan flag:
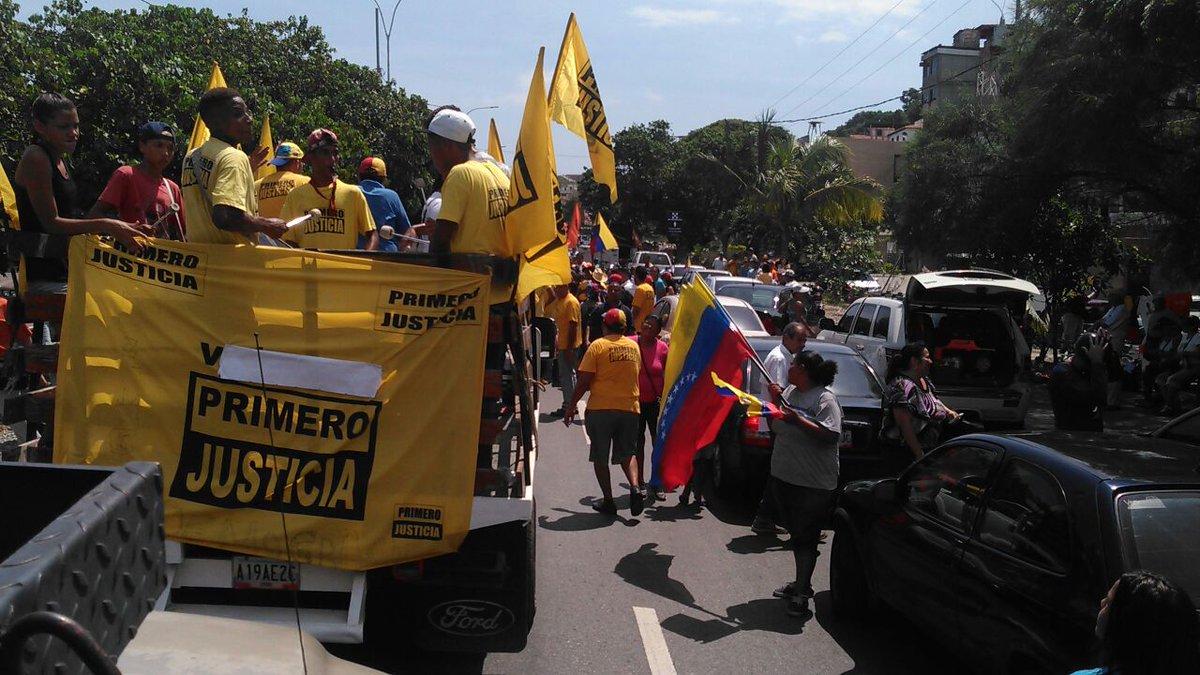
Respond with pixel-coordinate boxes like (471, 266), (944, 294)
(650, 278), (754, 490)
(711, 372), (784, 419)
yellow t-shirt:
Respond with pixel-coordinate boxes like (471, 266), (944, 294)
(553, 293), (582, 350)
(280, 180), (376, 250)
(181, 137), (258, 245)
(579, 334), (640, 414)
(632, 282), (655, 328)
(440, 161), (514, 305)
(255, 170), (310, 219)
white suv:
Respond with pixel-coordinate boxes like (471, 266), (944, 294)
(817, 270), (1036, 425)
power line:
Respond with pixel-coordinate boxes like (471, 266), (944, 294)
(804, 0), (974, 119)
(778, 0), (943, 119)
(766, 0), (909, 112)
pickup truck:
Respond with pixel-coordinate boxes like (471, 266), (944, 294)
(631, 250), (672, 270)
(0, 231), (539, 671)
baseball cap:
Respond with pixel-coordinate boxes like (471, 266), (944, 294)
(307, 128), (339, 152)
(268, 141), (304, 166)
(427, 109), (476, 145)
(358, 156), (387, 178)
(138, 121), (174, 142)
(608, 273), (624, 285)
(602, 308), (626, 328)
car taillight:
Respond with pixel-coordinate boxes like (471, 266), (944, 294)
(741, 415), (773, 447)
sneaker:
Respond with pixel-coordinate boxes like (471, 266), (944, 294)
(752, 519), (787, 536)
(773, 582), (797, 599)
(786, 595), (812, 618)
(630, 489), (645, 517)
(592, 499), (617, 516)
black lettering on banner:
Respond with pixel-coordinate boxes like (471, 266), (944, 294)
(85, 239), (207, 296)
(170, 373), (380, 520)
(374, 285), (483, 336)
(201, 342), (224, 366)
(608, 344), (638, 363)
(508, 151), (538, 211)
(392, 503), (445, 541)
(576, 62), (613, 150)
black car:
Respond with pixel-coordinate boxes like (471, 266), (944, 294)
(831, 431), (1200, 675)
(708, 336), (896, 497)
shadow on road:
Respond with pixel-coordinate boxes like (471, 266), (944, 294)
(615, 542), (696, 605)
(725, 533), (789, 555)
(538, 506), (624, 532)
(643, 501), (704, 522)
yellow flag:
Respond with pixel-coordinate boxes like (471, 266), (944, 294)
(0, 161), (18, 230)
(56, 236), (489, 570)
(254, 114), (274, 180)
(488, 119), (505, 165)
(186, 62), (228, 152)
(596, 213), (618, 251)
(508, 48), (571, 301)
(548, 13), (617, 203)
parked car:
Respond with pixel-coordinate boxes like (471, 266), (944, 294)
(707, 337), (893, 497)
(652, 294), (770, 343)
(831, 431), (1200, 675)
(715, 283), (787, 334)
(846, 272), (882, 296)
(677, 267), (731, 286)
(817, 270), (1037, 425)
(709, 276), (764, 295)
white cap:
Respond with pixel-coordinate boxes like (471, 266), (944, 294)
(427, 110), (476, 144)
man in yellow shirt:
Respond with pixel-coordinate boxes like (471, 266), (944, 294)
(254, 142), (309, 219)
(426, 107), (514, 305)
(564, 308), (644, 517)
(631, 265), (656, 329)
(281, 129), (378, 250)
(181, 88), (287, 244)
(549, 283), (582, 418)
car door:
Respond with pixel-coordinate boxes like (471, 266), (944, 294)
(955, 457), (1087, 674)
(856, 303), (891, 377)
(866, 442), (1002, 640)
(843, 302), (879, 356)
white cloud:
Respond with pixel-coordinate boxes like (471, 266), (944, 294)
(723, 0), (923, 22)
(629, 7), (736, 27)
(818, 30), (848, 43)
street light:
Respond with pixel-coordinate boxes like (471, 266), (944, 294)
(466, 105), (499, 116)
(372, 1), (403, 83)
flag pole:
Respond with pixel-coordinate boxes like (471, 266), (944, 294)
(695, 276), (777, 386)
(546, 13), (576, 107)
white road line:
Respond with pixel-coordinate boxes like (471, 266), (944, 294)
(633, 606), (678, 675)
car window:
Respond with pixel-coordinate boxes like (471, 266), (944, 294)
(836, 302), (860, 333)
(1116, 491), (1200, 609)
(977, 459), (1071, 572)
(825, 353), (883, 398)
(872, 305), (892, 338)
(904, 444), (1000, 533)
(852, 303), (877, 336)
(720, 285), (782, 313)
(723, 304), (765, 333)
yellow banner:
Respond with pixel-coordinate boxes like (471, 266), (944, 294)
(254, 113), (274, 181)
(548, 13), (617, 203)
(187, 62), (228, 153)
(55, 237), (489, 570)
(0, 160), (18, 229)
(488, 118), (505, 166)
(508, 47), (570, 300)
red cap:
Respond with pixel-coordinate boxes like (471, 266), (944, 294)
(608, 273), (624, 285)
(602, 308), (627, 328)
(662, 272), (672, 280)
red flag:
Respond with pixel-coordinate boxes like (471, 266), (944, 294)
(567, 202), (581, 250)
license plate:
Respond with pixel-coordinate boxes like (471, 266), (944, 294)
(839, 428), (853, 449)
(232, 557), (300, 590)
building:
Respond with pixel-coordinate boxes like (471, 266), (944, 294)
(919, 24), (1007, 111)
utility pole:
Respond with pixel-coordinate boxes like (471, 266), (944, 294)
(374, 7), (381, 77)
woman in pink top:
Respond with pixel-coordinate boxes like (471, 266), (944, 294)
(637, 314), (669, 500)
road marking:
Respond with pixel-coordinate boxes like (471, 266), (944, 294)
(633, 606), (678, 675)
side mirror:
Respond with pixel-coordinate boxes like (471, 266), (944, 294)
(871, 479), (898, 504)
(819, 317), (836, 331)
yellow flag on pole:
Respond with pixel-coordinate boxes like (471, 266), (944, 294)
(186, 62), (228, 152)
(596, 213), (618, 251)
(0, 161), (19, 230)
(254, 114), (274, 180)
(508, 47), (571, 301)
(488, 119), (505, 165)
(548, 13), (617, 203)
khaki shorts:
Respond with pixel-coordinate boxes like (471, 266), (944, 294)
(585, 410), (639, 465)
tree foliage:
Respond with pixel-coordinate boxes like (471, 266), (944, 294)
(2, 1), (433, 210)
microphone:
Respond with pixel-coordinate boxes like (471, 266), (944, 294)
(285, 208), (323, 229)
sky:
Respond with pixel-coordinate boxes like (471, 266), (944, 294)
(19, 0), (1008, 172)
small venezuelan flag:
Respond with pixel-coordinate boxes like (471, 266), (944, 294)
(710, 372), (784, 419)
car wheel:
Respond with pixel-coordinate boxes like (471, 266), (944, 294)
(830, 526), (872, 619)
(710, 442), (740, 497)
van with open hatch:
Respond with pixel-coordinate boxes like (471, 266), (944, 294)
(817, 270), (1037, 425)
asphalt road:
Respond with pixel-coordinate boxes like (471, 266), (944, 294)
(373, 379), (1166, 674)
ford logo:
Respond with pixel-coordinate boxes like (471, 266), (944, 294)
(427, 600), (516, 636)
